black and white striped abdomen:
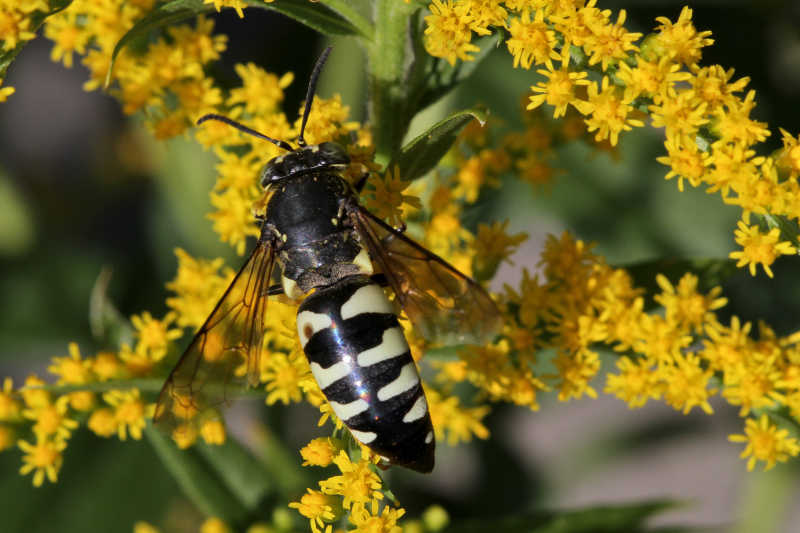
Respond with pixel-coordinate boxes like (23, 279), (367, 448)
(297, 275), (434, 472)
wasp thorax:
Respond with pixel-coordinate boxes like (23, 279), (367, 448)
(260, 142), (350, 188)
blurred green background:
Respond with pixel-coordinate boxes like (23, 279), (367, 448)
(1, 1), (799, 532)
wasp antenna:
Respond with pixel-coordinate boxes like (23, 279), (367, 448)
(297, 46), (333, 148)
(197, 113), (294, 152)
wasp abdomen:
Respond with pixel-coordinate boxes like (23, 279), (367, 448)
(297, 275), (435, 473)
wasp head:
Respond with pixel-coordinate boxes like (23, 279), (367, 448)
(259, 142), (350, 188)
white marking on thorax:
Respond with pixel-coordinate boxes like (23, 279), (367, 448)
(350, 429), (377, 444)
(282, 275), (304, 301)
(329, 398), (369, 421)
(402, 395), (428, 423)
(425, 431), (433, 444)
(377, 363), (419, 401)
(356, 327), (409, 367)
(297, 310), (332, 348)
(310, 360), (351, 389)
(350, 246), (374, 276)
(341, 283), (392, 319)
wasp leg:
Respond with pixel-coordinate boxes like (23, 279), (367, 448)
(266, 283), (284, 296)
(354, 171), (370, 193)
(370, 273), (389, 287)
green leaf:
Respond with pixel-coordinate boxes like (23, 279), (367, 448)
(146, 425), (251, 526)
(105, 0), (365, 88)
(391, 107), (487, 181)
(89, 267), (135, 349)
(312, 0), (374, 40)
(444, 500), (686, 533)
(243, 0), (365, 37)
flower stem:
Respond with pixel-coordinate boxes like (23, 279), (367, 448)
(367, 0), (416, 166)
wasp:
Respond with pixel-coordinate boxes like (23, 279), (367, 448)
(154, 48), (501, 472)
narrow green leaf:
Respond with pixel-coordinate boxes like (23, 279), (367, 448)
(195, 439), (274, 511)
(314, 0), (374, 40)
(105, 0), (215, 88)
(444, 500), (685, 533)
(105, 0), (365, 89)
(392, 108), (487, 181)
(146, 426), (250, 525)
(244, 0), (363, 37)
(89, 267), (135, 349)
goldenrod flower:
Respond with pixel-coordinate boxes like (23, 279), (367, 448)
(656, 136), (709, 192)
(527, 51), (592, 118)
(506, 9), (559, 70)
(654, 274), (727, 334)
(472, 220), (527, 281)
(103, 389), (154, 441)
(365, 166), (422, 227)
(652, 6), (713, 67)
(427, 389), (489, 445)
(44, 11), (91, 68)
(605, 356), (662, 408)
(582, 9), (640, 70)
(729, 221), (796, 278)
(131, 312), (182, 362)
(23, 395), (78, 441)
(91, 351), (127, 381)
(729, 414), (800, 471)
(320, 451), (384, 511)
(200, 419), (226, 445)
(20, 375), (50, 410)
(88, 408), (118, 438)
(0, 377), (21, 421)
(204, 0), (248, 18)
(262, 350), (307, 405)
(200, 517), (231, 533)
(289, 489), (338, 533)
(300, 437), (339, 467)
(349, 499), (405, 533)
(166, 249), (234, 330)
(18, 435), (67, 487)
(228, 63), (293, 115)
(424, 0), (480, 66)
(584, 77), (644, 146)
(661, 353), (716, 415)
(0, 78), (14, 102)
(133, 521), (161, 533)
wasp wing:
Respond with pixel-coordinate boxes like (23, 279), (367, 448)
(351, 206), (501, 345)
(154, 238), (276, 436)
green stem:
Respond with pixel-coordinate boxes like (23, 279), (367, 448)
(367, 0), (417, 165)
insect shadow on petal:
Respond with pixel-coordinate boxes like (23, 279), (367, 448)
(155, 47), (501, 472)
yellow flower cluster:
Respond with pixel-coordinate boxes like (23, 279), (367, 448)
(423, 1), (800, 278)
(2, 341), (159, 486)
(290, 443), (405, 533)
